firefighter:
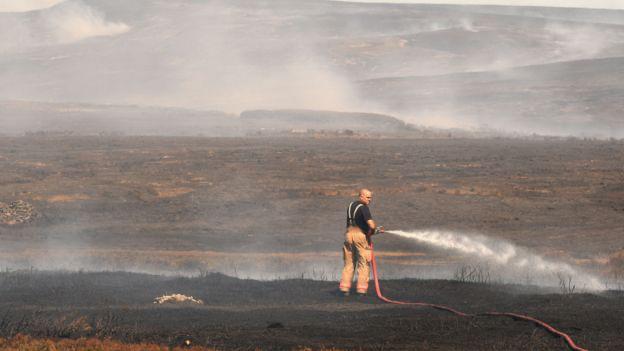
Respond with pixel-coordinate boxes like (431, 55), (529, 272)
(339, 188), (384, 296)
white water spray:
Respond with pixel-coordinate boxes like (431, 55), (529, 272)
(388, 230), (603, 290)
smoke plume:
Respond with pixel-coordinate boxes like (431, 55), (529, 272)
(0, 0), (129, 54)
(44, 1), (130, 43)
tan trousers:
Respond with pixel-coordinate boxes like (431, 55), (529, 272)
(339, 226), (371, 294)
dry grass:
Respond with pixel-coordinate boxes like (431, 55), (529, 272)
(33, 194), (92, 203)
(0, 335), (349, 351)
(151, 186), (194, 198)
(0, 334), (211, 351)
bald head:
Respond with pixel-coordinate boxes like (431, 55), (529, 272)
(358, 188), (373, 205)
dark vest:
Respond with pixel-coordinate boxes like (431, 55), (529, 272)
(347, 201), (364, 227)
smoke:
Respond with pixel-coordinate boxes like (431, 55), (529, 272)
(0, 246), (343, 282)
(0, 1), (360, 114)
(0, 0), (129, 54)
(157, 52), (360, 113)
(44, 1), (130, 43)
(2, 0), (623, 139)
(388, 230), (603, 290)
(458, 18), (478, 32)
(544, 22), (619, 59)
(115, 2), (361, 113)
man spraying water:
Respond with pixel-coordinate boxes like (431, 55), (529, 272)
(336, 193), (591, 350)
(339, 188), (384, 296)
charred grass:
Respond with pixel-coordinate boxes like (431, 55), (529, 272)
(0, 270), (623, 350)
(1, 136), (624, 272)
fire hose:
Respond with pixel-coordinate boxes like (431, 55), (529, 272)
(369, 242), (588, 351)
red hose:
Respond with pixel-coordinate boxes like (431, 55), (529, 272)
(369, 243), (588, 351)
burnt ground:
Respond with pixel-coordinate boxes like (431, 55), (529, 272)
(1, 270), (623, 350)
(0, 136), (624, 349)
(0, 136), (623, 275)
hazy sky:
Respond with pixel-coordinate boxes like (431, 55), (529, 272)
(334, 0), (624, 10)
(0, 0), (64, 12)
(3, 0), (624, 13)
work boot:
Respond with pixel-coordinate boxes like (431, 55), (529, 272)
(356, 291), (366, 297)
(340, 290), (350, 297)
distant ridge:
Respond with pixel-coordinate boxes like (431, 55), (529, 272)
(240, 109), (411, 133)
(358, 56), (624, 138)
(0, 100), (238, 137)
(0, 101), (424, 137)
